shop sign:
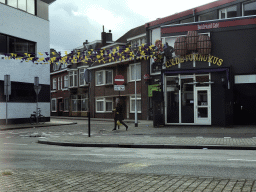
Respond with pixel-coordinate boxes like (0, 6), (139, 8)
(165, 54), (223, 68)
(148, 84), (161, 97)
(198, 22), (220, 30)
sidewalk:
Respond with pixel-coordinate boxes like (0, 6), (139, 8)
(1, 117), (256, 150)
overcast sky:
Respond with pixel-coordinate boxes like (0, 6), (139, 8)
(49, 0), (216, 55)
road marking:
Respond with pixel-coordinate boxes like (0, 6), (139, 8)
(196, 136), (203, 138)
(227, 159), (256, 161)
(253, 137), (256, 139)
(4, 143), (27, 146)
(224, 137), (231, 139)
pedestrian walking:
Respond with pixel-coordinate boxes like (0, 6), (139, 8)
(112, 98), (128, 131)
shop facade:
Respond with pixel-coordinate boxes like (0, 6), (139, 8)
(146, 0), (256, 126)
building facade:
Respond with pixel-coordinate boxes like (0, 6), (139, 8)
(88, 25), (149, 121)
(146, 0), (256, 126)
(0, 0), (55, 124)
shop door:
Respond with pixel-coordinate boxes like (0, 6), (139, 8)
(195, 87), (211, 125)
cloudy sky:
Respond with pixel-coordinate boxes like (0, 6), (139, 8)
(49, 0), (216, 54)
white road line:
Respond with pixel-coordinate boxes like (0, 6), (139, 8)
(196, 136), (203, 138)
(4, 143), (28, 146)
(224, 137), (231, 139)
(227, 159), (256, 161)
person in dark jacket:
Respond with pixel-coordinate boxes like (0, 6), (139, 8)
(112, 98), (128, 131)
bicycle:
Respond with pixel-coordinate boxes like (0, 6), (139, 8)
(30, 108), (46, 124)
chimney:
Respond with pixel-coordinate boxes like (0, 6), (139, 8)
(83, 40), (89, 47)
(106, 30), (112, 42)
(101, 25), (107, 46)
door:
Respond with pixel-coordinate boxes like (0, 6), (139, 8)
(195, 87), (211, 125)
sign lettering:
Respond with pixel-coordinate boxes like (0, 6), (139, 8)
(165, 54), (223, 68)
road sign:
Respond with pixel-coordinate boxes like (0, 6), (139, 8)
(114, 75), (125, 85)
(4, 75), (11, 96)
(34, 85), (41, 95)
(114, 85), (125, 91)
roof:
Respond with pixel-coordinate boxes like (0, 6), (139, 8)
(115, 24), (146, 43)
(146, 0), (236, 28)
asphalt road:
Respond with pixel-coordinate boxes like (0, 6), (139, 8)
(0, 127), (256, 180)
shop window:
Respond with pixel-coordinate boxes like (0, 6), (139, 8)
(7, 0), (35, 15)
(129, 63), (141, 81)
(96, 98), (113, 112)
(243, 1), (256, 16)
(52, 78), (57, 90)
(198, 11), (215, 21)
(69, 70), (78, 88)
(219, 6), (237, 19)
(130, 96), (141, 113)
(64, 98), (69, 111)
(64, 75), (68, 88)
(51, 98), (57, 112)
(95, 70), (113, 86)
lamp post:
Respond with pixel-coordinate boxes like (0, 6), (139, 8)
(133, 50), (138, 127)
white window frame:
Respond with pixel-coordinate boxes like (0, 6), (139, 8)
(52, 78), (57, 90)
(64, 75), (69, 88)
(96, 97), (113, 113)
(129, 63), (141, 82)
(219, 5), (237, 19)
(51, 98), (57, 112)
(95, 70), (113, 86)
(130, 96), (142, 113)
(79, 68), (87, 86)
(69, 70), (78, 88)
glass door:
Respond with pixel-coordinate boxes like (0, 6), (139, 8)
(195, 87), (211, 124)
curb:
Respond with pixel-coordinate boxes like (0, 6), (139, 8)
(0, 122), (77, 131)
(37, 139), (256, 150)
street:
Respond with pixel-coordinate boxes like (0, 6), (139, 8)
(0, 119), (256, 191)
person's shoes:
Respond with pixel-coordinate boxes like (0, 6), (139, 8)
(126, 126), (128, 131)
(112, 129), (116, 131)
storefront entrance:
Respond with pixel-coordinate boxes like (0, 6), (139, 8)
(165, 74), (211, 125)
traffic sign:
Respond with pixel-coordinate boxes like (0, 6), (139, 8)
(114, 75), (125, 85)
(114, 85), (125, 91)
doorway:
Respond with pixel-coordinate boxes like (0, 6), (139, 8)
(165, 74), (212, 125)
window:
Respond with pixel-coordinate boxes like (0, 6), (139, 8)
(64, 98), (69, 111)
(219, 6), (237, 19)
(180, 17), (194, 24)
(71, 95), (88, 112)
(130, 96), (141, 113)
(69, 70), (78, 87)
(96, 98), (113, 112)
(52, 78), (57, 90)
(79, 68), (87, 86)
(8, 36), (35, 57)
(129, 63), (141, 81)
(198, 11), (215, 21)
(64, 75), (68, 88)
(71, 95), (77, 111)
(0, 34), (7, 54)
(58, 77), (62, 90)
(95, 70), (113, 86)
(243, 1), (256, 16)
(7, 0), (35, 15)
(51, 98), (57, 112)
